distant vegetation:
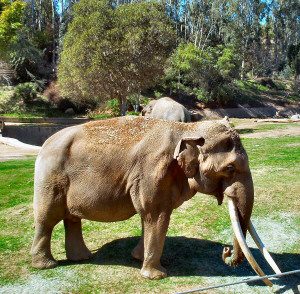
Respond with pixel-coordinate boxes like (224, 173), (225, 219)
(0, 0), (299, 116)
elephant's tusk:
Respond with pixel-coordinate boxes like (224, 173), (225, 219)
(227, 198), (273, 287)
(248, 221), (282, 275)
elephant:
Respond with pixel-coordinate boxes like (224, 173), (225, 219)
(141, 97), (191, 122)
(31, 116), (280, 283)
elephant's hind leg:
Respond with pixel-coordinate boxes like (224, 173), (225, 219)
(64, 217), (92, 261)
(31, 222), (58, 269)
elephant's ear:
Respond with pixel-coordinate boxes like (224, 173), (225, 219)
(173, 137), (205, 178)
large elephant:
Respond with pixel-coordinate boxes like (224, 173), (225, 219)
(142, 97), (191, 122)
(31, 116), (279, 283)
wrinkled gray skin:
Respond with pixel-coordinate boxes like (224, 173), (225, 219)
(142, 97), (191, 122)
(31, 116), (254, 280)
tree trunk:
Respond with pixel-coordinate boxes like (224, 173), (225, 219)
(121, 98), (127, 116)
(32, 0), (35, 34)
(135, 91), (141, 112)
(241, 59), (245, 80)
(52, 0), (56, 68)
(118, 95), (127, 116)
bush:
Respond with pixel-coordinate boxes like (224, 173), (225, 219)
(163, 43), (240, 105)
(44, 81), (77, 113)
(106, 99), (120, 116)
(12, 82), (37, 104)
(44, 81), (61, 105)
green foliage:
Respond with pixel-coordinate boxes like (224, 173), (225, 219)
(287, 43), (300, 79)
(58, 0), (176, 113)
(0, 0), (26, 57)
(9, 35), (45, 82)
(12, 82), (37, 104)
(217, 46), (241, 80)
(163, 43), (240, 105)
(0, 82), (41, 113)
(106, 99), (120, 116)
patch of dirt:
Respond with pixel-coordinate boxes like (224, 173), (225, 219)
(0, 142), (40, 162)
(241, 125), (300, 138)
(232, 118), (300, 138)
(0, 270), (75, 294)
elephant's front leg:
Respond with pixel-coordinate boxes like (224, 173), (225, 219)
(141, 211), (170, 280)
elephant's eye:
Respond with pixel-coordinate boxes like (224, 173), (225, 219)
(219, 164), (235, 177)
(226, 164), (235, 174)
(221, 164), (235, 177)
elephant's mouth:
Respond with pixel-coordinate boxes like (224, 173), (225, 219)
(213, 184), (224, 205)
(223, 195), (282, 287)
(215, 191), (224, 205)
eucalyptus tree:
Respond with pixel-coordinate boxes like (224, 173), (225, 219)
(270, 0), (300, 73)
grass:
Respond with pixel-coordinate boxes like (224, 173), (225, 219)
(0, 126), (299, 293)
(0, 159), (35, 210)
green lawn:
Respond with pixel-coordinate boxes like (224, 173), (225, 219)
(0, 134), (299, 293)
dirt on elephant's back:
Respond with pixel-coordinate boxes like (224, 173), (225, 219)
(83, 116), (184, 146)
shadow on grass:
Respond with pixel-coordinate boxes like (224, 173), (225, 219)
(58, 236), (300, 291)
(237, 128), (255, 135)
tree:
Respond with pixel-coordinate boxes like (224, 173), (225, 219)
(58, 0), (176, 115)
(163, 43), (240, 105)
(287, 43), (300, 87)
(0, 0), (26, 58)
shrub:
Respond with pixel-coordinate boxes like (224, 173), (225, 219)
(44, 81), (61, 105)
(12, 82), (37, 104)
(106, 99), (120, 117)
(44, 81), (78, 113)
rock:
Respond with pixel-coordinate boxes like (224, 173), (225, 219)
(65, 108), (75, 115)
(290, 114), (300, 120)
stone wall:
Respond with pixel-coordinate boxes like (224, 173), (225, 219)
(195, 106), (300, 120)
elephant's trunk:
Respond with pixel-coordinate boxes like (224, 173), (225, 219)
(221, 173), (280, 287)
(222, 173), (254, 267)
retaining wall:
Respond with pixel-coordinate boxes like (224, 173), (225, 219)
(196, 106), (300, 119)
(0, 117), (91, 146)
(2, 124), (68, 146)
(1, 105), (299, 146)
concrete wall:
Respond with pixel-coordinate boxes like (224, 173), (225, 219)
(196, 106), (300, 119)
(1, 105), (299, 146)
(2, 124), (68, 146)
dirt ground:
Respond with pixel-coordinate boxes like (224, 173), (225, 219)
(0, 119), (299, 162)
(0, 142), (40, 162)
(235, 119), (300, 138)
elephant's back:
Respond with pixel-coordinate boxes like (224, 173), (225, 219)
(82, 116), (186, 146)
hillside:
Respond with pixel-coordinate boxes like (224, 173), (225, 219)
(169, 78), (299, 111)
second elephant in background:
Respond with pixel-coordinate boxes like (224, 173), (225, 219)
(142, 97), (191, 122)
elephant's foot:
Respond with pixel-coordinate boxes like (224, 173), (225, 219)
(32, 254), (58, 269)
(131, 244), (144, 261)
(141, 264), (167, 280)
(66, 245), (92, 261)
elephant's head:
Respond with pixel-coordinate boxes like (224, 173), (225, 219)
(141, 100), (157, 117)
(174, 118), (280, 284)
